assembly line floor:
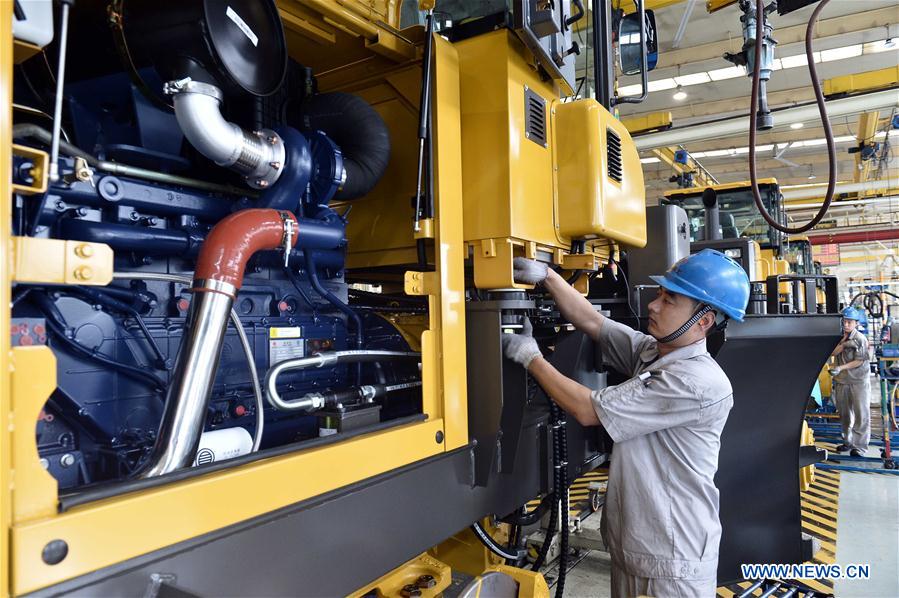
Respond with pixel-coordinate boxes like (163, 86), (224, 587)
(545, 466), (899, 597)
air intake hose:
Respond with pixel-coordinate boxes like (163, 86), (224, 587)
(138, 209), (298, 478)
(299, 92), (391, 200)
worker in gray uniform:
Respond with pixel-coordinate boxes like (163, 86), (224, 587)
(503, 249), (750, 598)
(830, 306), (870, 457)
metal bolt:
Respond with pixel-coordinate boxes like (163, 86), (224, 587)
(54, 200), (66, 212)
(60, 453), (75, 468)
(267, 135), (278, 145)
(74, 243), (94, 258)
(130, 211), (140, 221)
(401, 585), (422, 597)
(39, 458), (50, 470)
(73, 266), (94, 281)
(416, 575), (437, 589)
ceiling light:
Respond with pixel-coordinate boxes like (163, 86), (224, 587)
(647, 78), (676, 92)
(673, 72), (711, 86)
(640, 157), (661, 164)
(617, 84), (642, 97)
(779, 54), (808, 69)
(820, 44), (863, 62)
(672, 85), (687, 101)
(708, 66), (745, 81)
(863, 39), (895, 54)
(790, 122), (804, 130)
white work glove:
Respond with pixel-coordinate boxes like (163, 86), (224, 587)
(513, 257), (549, 285)
(502, 317), (542, 369)
(830, 366), (842, 376)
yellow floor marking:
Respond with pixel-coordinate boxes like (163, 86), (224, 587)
(801, 493), (839, 510)
(791, 578), (833, 593)
(806, 484), (840, 500)
(802, 521), (838, 541)
(801, 510), (838, 530)
(801, 500), (839, 518)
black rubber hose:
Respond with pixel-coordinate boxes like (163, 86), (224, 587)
(31, 292), (166, 392)
(304, 252), (364, 384)
(501, 493), (555, 526)
(470, 522), (520, 561)
(299, 92), (391, 200)
(556, 410), (570, 598)
(748, 0), (835, 234)
(532, 415), (561, 572)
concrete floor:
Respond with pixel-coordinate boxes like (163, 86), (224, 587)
(833, 472), (899, 598)
(543, 470), (899, 597)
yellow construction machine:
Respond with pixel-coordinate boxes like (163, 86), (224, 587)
(2, 1), (842, 596)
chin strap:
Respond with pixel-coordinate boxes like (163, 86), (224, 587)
(657, 304), (714, 344)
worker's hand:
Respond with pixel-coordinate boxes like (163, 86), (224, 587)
(513, 257), (549, 285)
(830, 366), (842, 376)
(502, 317), (542, 369)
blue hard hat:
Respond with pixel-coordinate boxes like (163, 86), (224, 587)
(650, 248), (751, 321)
(841, 306), (861, 321)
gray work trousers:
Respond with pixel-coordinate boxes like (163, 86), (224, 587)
(611, 564), (717, 598)
(832, 381), (871, 452)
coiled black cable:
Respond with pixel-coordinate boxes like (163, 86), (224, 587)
(554, 406), (570, 598)
(748, 0), (835, 234)
(470, 521), (520, 561)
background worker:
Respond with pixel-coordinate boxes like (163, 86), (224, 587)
(830, 307), (871, 457)
(502, 249), (750, 598)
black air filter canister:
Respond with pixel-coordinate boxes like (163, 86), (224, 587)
(120, 0), (287, 96)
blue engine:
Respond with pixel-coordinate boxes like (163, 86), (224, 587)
(11, 2), (417, 490)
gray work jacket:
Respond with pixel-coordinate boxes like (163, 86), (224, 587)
(590, 319), (733, 581)
(833, 329), (869, 385)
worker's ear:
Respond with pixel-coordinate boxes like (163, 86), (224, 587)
(698, 310), (716, 334)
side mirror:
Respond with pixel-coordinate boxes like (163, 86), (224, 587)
(618, 9), (658, 76)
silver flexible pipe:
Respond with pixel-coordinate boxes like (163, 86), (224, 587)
(265, 351), (421, 411)
(163, 78), (285, 190)
(112, 272), (264, 453)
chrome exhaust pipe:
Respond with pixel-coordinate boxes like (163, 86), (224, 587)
(138, 209), (297, 478)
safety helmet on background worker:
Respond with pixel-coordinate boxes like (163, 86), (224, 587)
(650, 248), (751, 321)
(841, 306), (862, 321)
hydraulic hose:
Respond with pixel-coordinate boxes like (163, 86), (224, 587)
(304, 252), (364, 383)
(265, 351), (421, 411)
(748, 0), (835, 234)
(470, 522), (522, 562)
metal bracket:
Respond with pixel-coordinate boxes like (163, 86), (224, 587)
(12, 144), (49, 195)
(11, 237), (114, 285)
(405, 271), (437, 296)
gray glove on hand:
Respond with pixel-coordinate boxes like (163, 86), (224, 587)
(513, 257), (549, 285)
(502, 317), (542, 369)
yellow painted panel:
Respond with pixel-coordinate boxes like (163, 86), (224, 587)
(553, 99), (647, 247)
(12, 420), (445, 594)
(10, 348), (59, 523)
(456, 30), (560, 247)
(1, 0), (13, 592)
(431, 36), (469, 449)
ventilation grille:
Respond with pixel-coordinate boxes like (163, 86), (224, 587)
(607, 129), (622, 183)
(524, 87), (547, 147)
